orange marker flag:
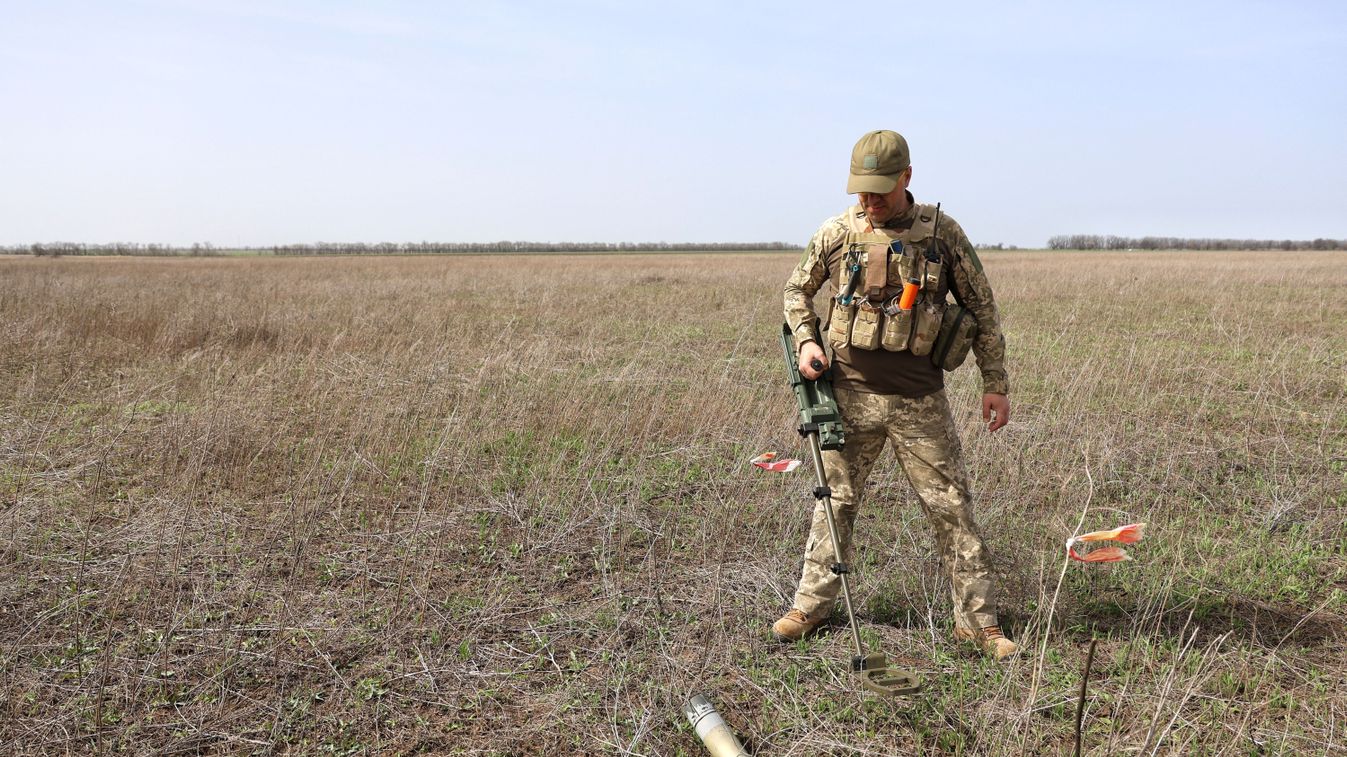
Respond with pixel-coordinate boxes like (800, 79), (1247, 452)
(1067, 523), (1146, 563)
(1067, 545), (1129, 563)
(1076, 523), (1146, 544)
(750, 452), (802, 473)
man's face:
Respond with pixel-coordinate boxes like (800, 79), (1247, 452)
(857, 168), (912, 224)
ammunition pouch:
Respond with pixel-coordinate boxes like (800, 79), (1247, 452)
(931, 303), (978, 371)
(827, 298), (853, 348)
(879, 298), (912, 352)
(850, 302), (883, 350)
(909, 298), (943, 356)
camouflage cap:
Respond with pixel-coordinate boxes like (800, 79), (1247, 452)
(847, 130), (910, 194)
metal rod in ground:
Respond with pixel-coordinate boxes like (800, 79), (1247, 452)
(806, 432), (864, 661)
(1074, 636), (1099, 757)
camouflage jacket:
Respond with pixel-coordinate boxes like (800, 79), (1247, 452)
(783, 195), (1010, 395)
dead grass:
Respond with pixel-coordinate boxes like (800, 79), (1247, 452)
(1, 250), (1344, 755)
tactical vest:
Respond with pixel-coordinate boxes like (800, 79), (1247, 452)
(826, 203), (947, 356)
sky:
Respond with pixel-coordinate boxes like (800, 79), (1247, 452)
(2, 0), (1344, 248)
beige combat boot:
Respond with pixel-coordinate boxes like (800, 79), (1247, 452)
(772, 609), (823, 642)
(955, 625), (1020, 660)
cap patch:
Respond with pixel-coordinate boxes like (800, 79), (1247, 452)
(862, 154), (879, 169)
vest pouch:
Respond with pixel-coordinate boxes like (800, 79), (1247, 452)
(909, 300), (944, 356)
(880, 303), (912, 352)
(827, 298), (853, 348)
(849, 303), (883, 350)
(922, 250), (944, 291)
(931, 303), (978, 371)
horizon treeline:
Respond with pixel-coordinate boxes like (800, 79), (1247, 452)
(1047, 235), (1346, 251)
(8, 237), (1347, 257)
(8, 241), (803, 257)
(268, 241), (804, 255)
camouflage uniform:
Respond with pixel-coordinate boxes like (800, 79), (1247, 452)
(783, 195), (1007, 631)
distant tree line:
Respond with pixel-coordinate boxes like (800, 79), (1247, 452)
(269, 241), (801, 255)
(3, 241), (802, 257)
(1046, 235), (1345, 251)
(15, 242), (224, 257)
(15, 237), (1343, 256)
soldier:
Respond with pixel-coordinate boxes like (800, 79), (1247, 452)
(773, 130), (1018, 660)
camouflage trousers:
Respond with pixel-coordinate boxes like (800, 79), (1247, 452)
(791, 387), (998, 630)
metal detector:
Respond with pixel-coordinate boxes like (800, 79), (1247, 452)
(779, 323), (921, 697)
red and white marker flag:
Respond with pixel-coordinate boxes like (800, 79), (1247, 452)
(750, 452), (802, 473)
(1067, 522), (1146, 563)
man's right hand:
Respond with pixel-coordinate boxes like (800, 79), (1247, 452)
(798, 340), (829, 380)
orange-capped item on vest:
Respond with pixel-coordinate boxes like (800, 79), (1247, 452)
(898, 280), (920, 311)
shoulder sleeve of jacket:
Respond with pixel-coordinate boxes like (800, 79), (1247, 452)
(940, 213), (1010, 395)
(784, 212), (848, 348)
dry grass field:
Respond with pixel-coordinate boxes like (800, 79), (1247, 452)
(1, 250), (1344, 755)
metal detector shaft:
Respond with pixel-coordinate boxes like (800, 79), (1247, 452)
(779, 323), (922, 696)
(780, 323), (863, 659)
(803, 430), (865, 662)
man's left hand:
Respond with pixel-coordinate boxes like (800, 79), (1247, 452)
(982, 393), (1010, 433)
